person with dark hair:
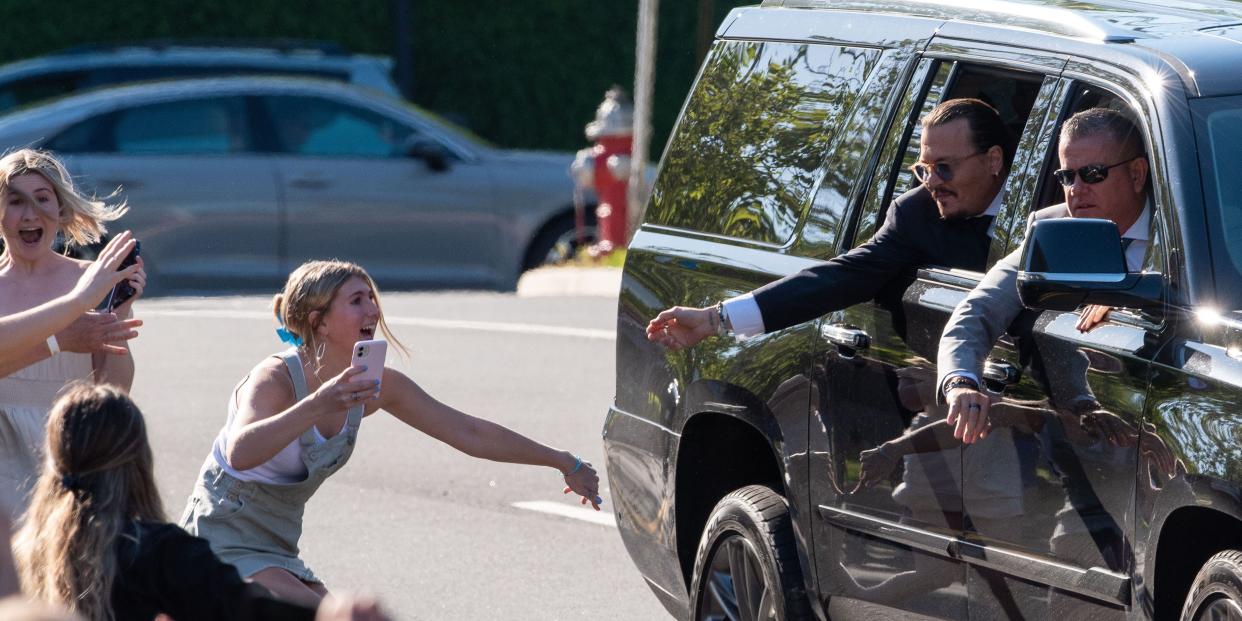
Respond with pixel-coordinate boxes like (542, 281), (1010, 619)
(938, 107), (1151, 444)
(11, 382), (390, 621)
(647, 97), (1014, 349)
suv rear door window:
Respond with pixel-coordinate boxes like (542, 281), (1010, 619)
(646, 40), (883, 245)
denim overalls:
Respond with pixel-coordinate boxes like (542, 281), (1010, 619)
(179, 348), (363, 581)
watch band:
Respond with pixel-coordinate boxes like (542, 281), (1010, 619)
(942, 375), (978, 397)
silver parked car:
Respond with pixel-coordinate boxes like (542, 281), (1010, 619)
(0, 77), (588, 290)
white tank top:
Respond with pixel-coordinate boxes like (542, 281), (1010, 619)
(209, 355), (346, 485)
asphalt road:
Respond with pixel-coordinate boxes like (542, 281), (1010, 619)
(128, 290), (669, 620)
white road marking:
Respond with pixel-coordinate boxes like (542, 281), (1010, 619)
(512, 500), (617, 527)
(140, 309), (615, 340)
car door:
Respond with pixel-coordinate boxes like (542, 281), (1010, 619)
(957, 75), (1163, 620)
(51, 95), (283, 287)
(811, 57), (1061, 619)
(256, 93), (503, 287)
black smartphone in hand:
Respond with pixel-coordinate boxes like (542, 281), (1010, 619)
(101, 240), (141, 311)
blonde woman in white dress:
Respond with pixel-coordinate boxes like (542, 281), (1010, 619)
(0, 149), (144, 519)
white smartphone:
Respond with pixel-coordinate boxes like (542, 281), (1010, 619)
(351, 339), (387, 387)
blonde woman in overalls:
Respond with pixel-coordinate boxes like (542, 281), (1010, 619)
(180, 260), (602, 607)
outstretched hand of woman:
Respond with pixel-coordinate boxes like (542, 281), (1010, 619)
(70, 231), (141, 311)
(561, 457), (602, 511)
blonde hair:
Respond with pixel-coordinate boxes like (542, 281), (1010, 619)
(0, 149), (127, 249)
(13, 383), (163, 621)
(272, 260), (409, 366)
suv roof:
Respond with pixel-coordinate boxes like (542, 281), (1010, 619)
(0, 40), (398, 114)
(758, 0), (1242, 37)
(746, 0), (1242, 98)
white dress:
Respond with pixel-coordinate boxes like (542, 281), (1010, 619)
(0, 351), (92, 519)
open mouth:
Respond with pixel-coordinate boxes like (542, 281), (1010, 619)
(360, 326), (376, 339)
(18, 227), (43, 244)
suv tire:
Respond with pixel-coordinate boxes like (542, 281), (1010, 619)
(1181, 549), (1242, 620)
(690, 485), (813, 621)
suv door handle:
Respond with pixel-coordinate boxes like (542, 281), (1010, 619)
(982, 358), (1021, 392)
(821, 323), (870, 352)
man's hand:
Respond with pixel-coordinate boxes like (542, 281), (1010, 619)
(1076, 304), (1113, 332)
(853, 444), (901, 493)
(946, 386), (991, 444)
(56, 311), (142, 355)
(646, 306), (716, 350)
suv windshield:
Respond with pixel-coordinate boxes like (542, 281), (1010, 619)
(1192, 95), (1242, 309)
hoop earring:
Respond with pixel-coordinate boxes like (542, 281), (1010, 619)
(314, 340), (326, 364)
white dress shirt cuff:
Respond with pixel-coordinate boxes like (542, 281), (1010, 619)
(722, 293), (765, 337)
(943, 371), (980, 393)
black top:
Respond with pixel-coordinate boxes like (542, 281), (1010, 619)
(751, 186), (994, 333)
(113, 521), (314, 621)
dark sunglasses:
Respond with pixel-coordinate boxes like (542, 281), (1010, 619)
(1052, 155), (1143, 187)
(910, 149), (987, 184)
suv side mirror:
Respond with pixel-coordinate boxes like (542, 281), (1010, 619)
(1016, 218), (1163, 312)
(404, 137), (451, 172)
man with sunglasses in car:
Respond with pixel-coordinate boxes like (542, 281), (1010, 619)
(647, 97), (1012, 350)
(937, 107), (1150, 445)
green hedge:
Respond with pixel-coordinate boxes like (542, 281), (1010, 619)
(0, 1), (751, 154)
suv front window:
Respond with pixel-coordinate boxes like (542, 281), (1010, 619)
(1191, 95), (1242, 309)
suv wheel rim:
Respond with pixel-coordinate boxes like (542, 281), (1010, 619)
(1195, 594), (1242, 621)
(698, 533), (775, 621)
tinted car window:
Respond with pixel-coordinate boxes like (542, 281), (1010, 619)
(646, 41), (883, 245)
(112, 97), (247, 154)
(48, 96), (249, 154)
(1192, 95), (1242, 309)
(259, 95), (414, 158)
(0, 71), (87, 112)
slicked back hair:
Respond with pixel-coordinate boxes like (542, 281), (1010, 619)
(922, 98), (1016, 170)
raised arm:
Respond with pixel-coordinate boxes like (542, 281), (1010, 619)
(0, 232), (139, 356)
(379, 369), (602, 509)
(224, 361), (380, 471)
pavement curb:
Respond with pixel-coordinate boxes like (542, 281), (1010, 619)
(517, 266), (622, 297)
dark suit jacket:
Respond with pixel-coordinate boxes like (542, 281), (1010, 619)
(751, 186), (994, 333)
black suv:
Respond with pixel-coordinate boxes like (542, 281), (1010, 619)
(604, 1), (1242, 619)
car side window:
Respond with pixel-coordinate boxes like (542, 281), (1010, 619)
(112, 97), (248, 154)
(0, 71), (87, 114)
(259, 95), (415, 158)
(49, 96), (249, 155)
(644, 40), (885, 246)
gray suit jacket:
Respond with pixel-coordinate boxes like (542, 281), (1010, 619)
(935, 203), (1070, 403)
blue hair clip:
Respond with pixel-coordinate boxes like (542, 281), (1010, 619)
(276, 326), (303, 347)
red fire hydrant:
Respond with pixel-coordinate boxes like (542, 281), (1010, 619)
(580, 87), (633, 256)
